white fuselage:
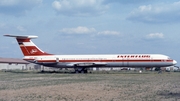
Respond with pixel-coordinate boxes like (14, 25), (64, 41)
(23, 54), (177, 68)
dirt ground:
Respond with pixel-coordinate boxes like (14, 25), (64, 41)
(0, 71), (179, 101)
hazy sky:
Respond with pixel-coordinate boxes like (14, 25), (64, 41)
(0, 0), (180, 65)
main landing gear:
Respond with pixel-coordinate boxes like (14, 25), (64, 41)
(154, 67), (162, 74)
(74, 67), (88, 73)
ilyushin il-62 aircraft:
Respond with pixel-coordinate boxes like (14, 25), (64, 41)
(4, 34), (177, 73)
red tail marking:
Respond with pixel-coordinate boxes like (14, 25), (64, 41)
(16, 38), (52, 56)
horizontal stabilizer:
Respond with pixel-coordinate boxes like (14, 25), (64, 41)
(4, 34), (38, 39)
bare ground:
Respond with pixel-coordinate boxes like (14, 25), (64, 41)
(0, 71), (180, 101)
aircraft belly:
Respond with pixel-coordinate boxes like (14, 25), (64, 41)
(128, 62), (153, 67)
(128, 62), (172, 67)
(106, 62), (123, 67)
(57, 63), (74, 68)
(106, 62), (173, 67)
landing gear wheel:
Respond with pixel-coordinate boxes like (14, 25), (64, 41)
(75, 70), (79, 74)
(81, 70), (84, 73)
(74, 67), (88, 74)
(84, 69), (88, 73)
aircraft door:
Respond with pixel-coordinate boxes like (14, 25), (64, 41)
(56, 58), (59, 63)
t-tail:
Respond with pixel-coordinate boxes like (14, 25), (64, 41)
(4, 34), (53, 56)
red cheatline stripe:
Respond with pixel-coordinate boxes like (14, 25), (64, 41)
(24, 59), (173, 63)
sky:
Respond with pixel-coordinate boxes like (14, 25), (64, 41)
(0, 0), (180, 65)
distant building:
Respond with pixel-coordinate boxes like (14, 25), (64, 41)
(0, 57), (33, 70)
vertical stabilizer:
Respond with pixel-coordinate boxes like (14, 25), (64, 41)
(4, 35), (52, 56)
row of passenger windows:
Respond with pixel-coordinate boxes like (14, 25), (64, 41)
(60, 55), (151, 60)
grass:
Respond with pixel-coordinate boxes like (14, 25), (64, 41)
(0, 70), (179, 101)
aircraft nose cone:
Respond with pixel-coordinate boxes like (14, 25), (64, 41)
(173, 60), (177, 65)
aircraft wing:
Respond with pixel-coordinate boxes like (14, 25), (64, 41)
(28, 58), (107, 67)
(67, 62), (107, 67)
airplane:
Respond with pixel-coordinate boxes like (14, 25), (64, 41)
(4, 34), (177, 73)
